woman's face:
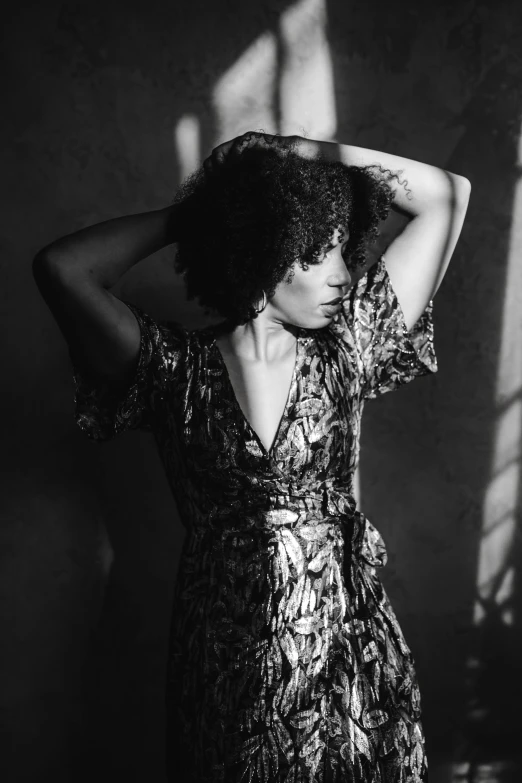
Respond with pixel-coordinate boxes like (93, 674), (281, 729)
(267, 227), (352, 329)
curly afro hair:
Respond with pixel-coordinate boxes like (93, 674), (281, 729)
(170, 144), (404, 325)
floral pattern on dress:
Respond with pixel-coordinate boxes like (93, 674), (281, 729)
(70, 255), (437, 783)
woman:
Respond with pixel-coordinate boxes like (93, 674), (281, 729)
(32, 131), (471, 782)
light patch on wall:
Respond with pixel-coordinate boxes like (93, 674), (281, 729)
(174, 114), (201, 182)
(211, 0), (336, 143)
(473, 135), (522, 627)
(212, 32), (278, 141)
(442, 759), (517, 783)
(279, 0), (336, 139)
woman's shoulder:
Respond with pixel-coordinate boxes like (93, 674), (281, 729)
(298, 323), (356, 373)
(159, 319), (227, 358)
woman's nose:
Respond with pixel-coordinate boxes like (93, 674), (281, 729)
(328, 272), (351, 292)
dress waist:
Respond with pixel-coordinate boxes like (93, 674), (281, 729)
(204, 480), (388, 583)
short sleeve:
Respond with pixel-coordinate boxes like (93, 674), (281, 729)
(69, 299), (188, 442)
(331, 254), (438, 400)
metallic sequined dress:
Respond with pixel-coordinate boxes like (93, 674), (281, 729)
(71, 256), (437, 783)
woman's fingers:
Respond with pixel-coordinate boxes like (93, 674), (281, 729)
(215, 139), (234, 163)
(230, 132), (257, 157)
(202, 137), (237, 175)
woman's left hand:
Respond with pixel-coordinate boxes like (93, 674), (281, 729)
(202, 131), (297, 177)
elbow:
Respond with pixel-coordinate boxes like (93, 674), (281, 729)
(32, 247), (71, 287)
(33, 246), (54, 267)
(32, 245), (67, 272)
(456, 174), (472, 199)
(420, 171), (471, 215)
(447, 172), (472, 209)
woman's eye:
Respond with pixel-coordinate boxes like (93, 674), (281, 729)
(323, 241), (348, 258)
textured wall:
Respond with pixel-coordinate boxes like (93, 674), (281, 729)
(2, 0), (521, 780)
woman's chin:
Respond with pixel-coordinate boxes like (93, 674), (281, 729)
(280, 308), (340, 330)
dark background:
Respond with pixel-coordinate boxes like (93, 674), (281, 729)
(1, 0), (521, 780)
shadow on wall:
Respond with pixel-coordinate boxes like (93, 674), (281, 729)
(445, 57), (522, 775)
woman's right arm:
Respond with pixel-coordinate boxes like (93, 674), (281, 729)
(32, 205), (180, 393)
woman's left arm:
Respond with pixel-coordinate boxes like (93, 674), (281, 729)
(293, 136), (471, 331)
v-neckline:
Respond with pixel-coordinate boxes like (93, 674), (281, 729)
(211, 328), (301, 459)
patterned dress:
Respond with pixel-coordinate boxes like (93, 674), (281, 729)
(71, 255), (437, 783)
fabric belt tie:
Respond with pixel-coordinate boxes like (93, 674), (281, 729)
(205, 482), (388, 610)
(319, 485), (387, 612)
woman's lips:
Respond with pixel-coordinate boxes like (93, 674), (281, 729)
(321, 301), (343, 317)
(324, 292), (351, 305)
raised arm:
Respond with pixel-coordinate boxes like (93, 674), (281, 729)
(32, 205), (180, 391)
(293, 137), (471, 330)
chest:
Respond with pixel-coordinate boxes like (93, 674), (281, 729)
(169, 331), (361, 488)
(215, 339), (297, 454)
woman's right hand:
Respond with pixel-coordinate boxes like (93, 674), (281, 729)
(202, 131), (297, 177)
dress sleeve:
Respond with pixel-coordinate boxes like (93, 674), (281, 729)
(331, 254), (438, 400)
(69, 299), (188, 442)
